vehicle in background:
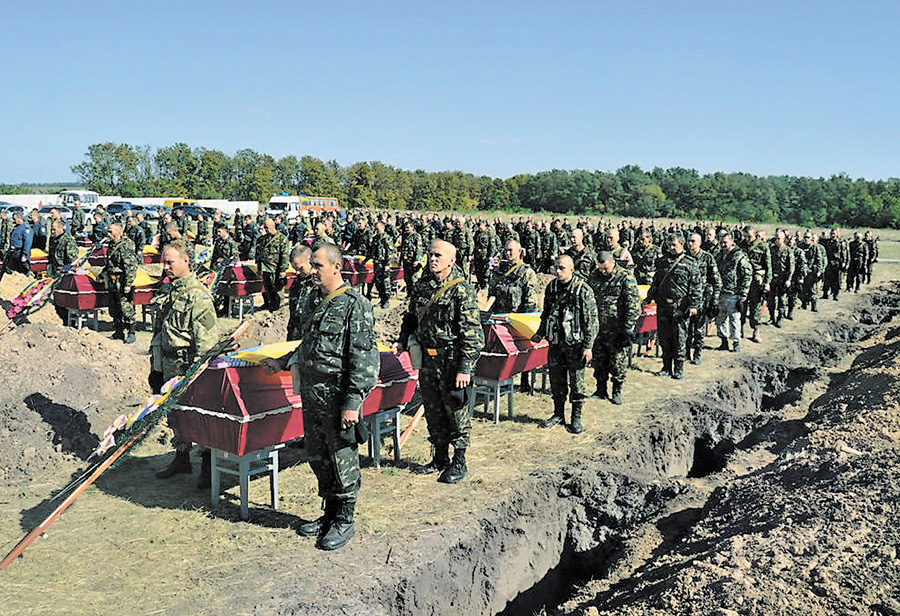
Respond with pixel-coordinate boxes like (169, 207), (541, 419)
(131, 204), (161, 219)
(266, 194), (341, 221)
(106, 201), (134, 217)
(57, 190), (100, 210)
(37, 205), (73, 220)
(163, 198), (196, 211)
(181, 204), (207, 220)
(0, 203), (26, 216)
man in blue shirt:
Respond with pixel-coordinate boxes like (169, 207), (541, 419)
(0, 212), (34, 282)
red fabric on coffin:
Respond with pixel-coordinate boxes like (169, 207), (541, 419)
(142, 250), (161, 264)
(53, 273), (109, 309)
(343, 257), (374, 285)
(76, 237), (93, 248)
(219, 264), (263, 297)
(362, 351), (419, 415)
(30, 256), (48, 274)
(88, 246), (108, 267)
(636, 303), (657, 334)
(132, 284), (158, 306)
(475, 322), (549, 381)
(390, 265), (403, 281)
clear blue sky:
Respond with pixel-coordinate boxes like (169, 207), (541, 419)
(2, 0), (898, 183)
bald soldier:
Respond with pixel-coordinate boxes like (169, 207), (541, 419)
(256, 217), (290, 311)
(102, 222), (138, 344)
(399, 240), (484, 483)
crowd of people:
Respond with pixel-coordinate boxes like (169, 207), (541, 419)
(0, 201), (880, 552)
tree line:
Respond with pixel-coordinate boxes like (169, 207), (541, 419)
(37, 141), (900, 229)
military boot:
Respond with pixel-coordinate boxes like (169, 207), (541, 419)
(717, 337), (729, 351)
(196, 449), (211, 490)
(655, 358), (671, 377)
(750, 328), (761, 343)
(124, 328), (136, 344)
(112, 325), (124, 341)
(297, 498), (338, 538)
(690, 348), (702, 365)
(592, 375), (609, 399)
(438, 448), (468, 484)
(540, 398), (566, 429)
(731, 341), (741, 353)
(568, 401), (584, 434)
(316, 499), (356, 551)
(156, 450), (191, 479)
(610, 381), (623, 405)
(518, 371), (533, 395)
(415, 443), (450, 475)
(672, 360), (684, 380)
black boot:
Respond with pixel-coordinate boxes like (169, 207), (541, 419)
(156, 450), (191, 479)
(540, 398), (566, 429)
(112, 325), (124, 341)
(197, 449), (211, 490)
(438, 448), (468, 484)
(656, 358), (671, 377)
(415, 443), (450, 475)
(568, 401), (584, 434)
(610, 380), (623, 405)
(592, 375), (609, 399)
(316, 499), (356, 551)
(518, 371), (533, 395)
(717, 337), (729, 351)
(690, 348), (702, 365)
(297, 498), (338, 537)
(672, 360), (684, 380)
(124, 327), (136, 344)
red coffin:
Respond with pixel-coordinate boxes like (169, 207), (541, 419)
(218, 263), (263, 297)
(343, 256), (374, 285)
(142, 249), (160, 264)
(77, 237), (93, 248)
(53, 272), (109, 309)
(636, 303), (657, 334)
(88, 246), (108, 267)
(475, 322), (549, 381)
(30, 256), (48, 275)
(170, 351), (419, 456)
(133, 285), (158, 306)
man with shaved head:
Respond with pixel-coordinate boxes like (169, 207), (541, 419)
(399, 239), (483, 483)
(566, 227), (597, 281)
(102, 222), (139, 343)
(256, 217), (290, 311)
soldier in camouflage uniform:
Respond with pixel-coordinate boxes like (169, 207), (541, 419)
(632, 231), (660, 285)
(151, 240), (219, 487)
(350, 218), (372, 256)
(400, 219), (425, 291)
(48, 219), (79, 323)
(646, 233), (702, 379)
(587, 252), (640, 405)
(686, 233), (721, 365)
(472, 220), (500, 290)
(566, 228), (597, 281)
(539, 221), (558, 274)
(286, 244), (315, 341)
(102, 223), (138, 344)
(787, 234), (807, 320)
(210, 225), (238, 315)
(256, 218), (290, 311)
(846, 232), (869, 293)
(69, 201), (86, 237)
(399, 240), (483, 484)
(368, 221), (395, 309)
(801, 232), (827, 312)
(768, 230), (795, 326)
(90, 212), (109, 244)
(195, 213), (209, 245)
(0, 210), (12, 252)
(451, 217), (474, 277)
(821, 229), (847, 300)
(715, 233), (751, 352)
(741, 227), (772, 343)
(864, 231), (877, 284)
(535, 255), (598, 433)
(126, 216), (147, 257)
(520, 220), (541, 269)
(486, 240), (541, 394)
(264, 243), (378, 551)
(164, 223), (196, 271)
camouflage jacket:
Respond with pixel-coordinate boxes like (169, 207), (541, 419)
(586, 265), (640, 345)
(865, 238), (878, 264)
(70, 208), (86, 235)
(127, 224), (147, 253)
(849, 239), (870, 269)
(400, 230), (425, 263)
(369, 232), (395, 266)
(745, 239), (772, 285)
(716, 246), (752, 298)
(537, 277), (598, 350)
(150, 273), (218, 379)
(400, 266), (484, 375)
(540, 229), (558, 262)
(351, 227), (372, 255)
(211, 235), (237, 264)
(647, 250), (702, 315)
(90, 221), (109, 244)
(691, 249), (722, 307)
(452, 227), (474, 260)
(286, 275), (316, 342)
(792, 245), (808, 283)
(822, 237), (844, 270)
(804, 243), (827, 278)
(520, 229), (541, 262)
(48, 232), (78, 277)
(104, 237), (138, 292)
(196, 218), (209, 243)
(565, 245), (597, 281)
(770, 244), (795, 285)
(255, 231), (289, 274)
(487, 261), (540, 313)
(632, 243), (661, 285)
(289, 283), (378, 411)
(474, 229), (500, 261)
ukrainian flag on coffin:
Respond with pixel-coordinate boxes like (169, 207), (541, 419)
(493, 312), (542, 339)
(637, 284), (650, 303)
(228, 341), (302, 363)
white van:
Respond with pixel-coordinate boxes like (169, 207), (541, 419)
(57, 190), (100, 209)
(266, 195), (303, 220)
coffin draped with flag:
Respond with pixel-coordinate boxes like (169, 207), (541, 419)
(475, 312), (549, 381)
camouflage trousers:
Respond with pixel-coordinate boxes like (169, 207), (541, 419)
(716, 294), (742, 342)
(261, 271), (283, 310)
(687, 303), (713, 353)
(823, 266), (842, 299)
(419, 350), (472, 450)
(108, 288), (135, 330)
(299, 381), (361, 502)
(743, 280), (765, 330)
(787, 279), (802, 313)
(548, 343), (588, 404)
(846, 266), (863, 292)
(592, 339), (629, 384)
(657, 306), (689, 363)
(402, 261), (420, 290)
(373, 264), (392, 303)
(801, 274), (820, 310)
(473, 258), (491, 289)
(768, 280), (789, 321)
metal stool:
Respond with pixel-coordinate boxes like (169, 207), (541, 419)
(66, 307), (100, 330)
(364, 406), (402, 468)
(210, 444), (283, 520)
(469, 376), (515, 424)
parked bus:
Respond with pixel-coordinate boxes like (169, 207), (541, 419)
(266, 194), (341, 220)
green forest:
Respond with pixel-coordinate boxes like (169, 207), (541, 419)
(7, 142), (900, 228)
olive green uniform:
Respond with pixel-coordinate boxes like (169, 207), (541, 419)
(487, 261), (540, 314)
(48, 232), (78, 278)
(400, 229), (425, 287)
(647, 251), (702, 375)
(368, 232), (395, 306)
(286, 275), (316, 341)
(743, 239), (772, 331)
(255, 230), (290, 310)
(565, 245), (597, 281)
(587, 265), (640, 387)
(687, 249), (721, 357)
(103, 236), (138, 334)
(769, 244), (795, 324)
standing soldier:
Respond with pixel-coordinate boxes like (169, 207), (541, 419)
(399, 240), (483, 484)
(472, 220), (499, 290)
(70, 200), (86, 237)
(768, 230), (795, 327)
(801, 232), (827, 312)
(263, 244), (379, 551)
(632, 231), (660, 286)
(520, 220), (541, 269)
(90, 212), (108, 245)
(787, 234), (807, 320)
(400, 219), (425, 291)
(174, 208), (189, 237)
(566, 228), (597, 281)
(535, 255), (598, 432)
(646, 233), (701, 379)
(351, 218), (372, 256)
(256, 218), (290, 311)
(0, 212), (33, 282)
(102, 223), (138, 344)
(846, 232), (869, 293)
(452, 217), (474, 278)
(211, 225), (238, 316)
(164, 223), (195, 270)
(195, 213), (209, 245)
(742, 226), (772, 343)
(126, 216), (147, 257)
(863, 231), (877, 284)
(587, 251), (640, 405)
(540, 221), (559, 274)
(48, 219), (78, 322)
(150, 240), (219, 487)
(286, 244), (315, 341)
(715, 233), (751, 352)
(239, 215), (258, 260)
(486, 240), (541, 394)
(602, 227), (634, 270)
(0, 210), (11, 253)
(369, 221), (395, 309)
(686, 233), (721, 365)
